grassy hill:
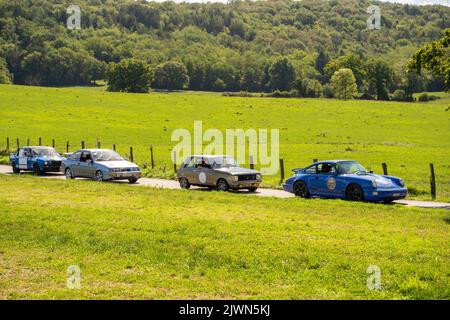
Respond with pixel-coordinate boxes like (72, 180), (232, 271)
(0, 84), (449, 201)
(0, 174), (448, 299)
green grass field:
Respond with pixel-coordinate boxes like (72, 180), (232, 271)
(0, 84), (449, 201)
(0, 174), (448, 299)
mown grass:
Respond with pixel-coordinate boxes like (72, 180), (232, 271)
(0, 174), (448, 299)
(0, 85), (449, 201)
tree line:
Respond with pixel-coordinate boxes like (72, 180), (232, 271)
(0, 0), (449, 99)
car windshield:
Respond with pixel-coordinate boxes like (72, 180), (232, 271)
(211, 156), (239, 168)
(336, 161), (368, 174)
(92, 150), (124, 162)
(31, 148), (58, 157)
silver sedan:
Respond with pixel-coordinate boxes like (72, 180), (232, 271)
(61, 149), (142, 183)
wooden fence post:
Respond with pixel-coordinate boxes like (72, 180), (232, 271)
(38, 137), (42, 146)
(173, 150), (177, 174)
(150, 145), (154, 169)
(130, 146), (134, 163)
(52, 139), (55, 148)
(81, 141), (85, 149)
(249, 155), (254, 170)
(66, 141), (69, 153)
(16, 138), (19, 149)
(6, 137), (9, 151)
(313, 158), (318, 163)
(27, 138), (29, 146)
(279, 158), (285, 183)
(430, 163), (436, 200)
(97, 140), (101, 149)
(382, 163), (388, 175)
(113, 144), (116, 151)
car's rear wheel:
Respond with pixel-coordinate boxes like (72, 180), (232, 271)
(33, 164), (42, 176)
(12, 163), (20, 174)
(128, 177), (138, 184)
(346, 184), (364, 202)
(65, 167), (74, 179)
(179, 177), (191, 189)
(217, 179), (229, 192)
(294, 181), (310, 198)
(248, 187), (258, 192)
(95, 170), (104, 182)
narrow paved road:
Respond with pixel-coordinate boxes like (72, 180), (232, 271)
(0, 165), (448, 209)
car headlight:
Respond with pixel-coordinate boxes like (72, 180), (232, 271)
(256, 174), (262, 180)
(371, 180), (377, 188)
(399, 179), (404, 187)
(111, 168), (121, 172)
(231, 176), (239, 182)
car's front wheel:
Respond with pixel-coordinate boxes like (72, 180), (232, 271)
(95, 170), (104, 182)
(346, 184), (364, 202)
(179, 177), (191, 189)
(247, 187), (258, 192)
(128, 177), (138, 184)
(294, 181), (310, 198)
(65, 167), (74, 179)
(216, 179), (229, 192)
(12, 163), (20, 174)
(33, 164), (42, 176)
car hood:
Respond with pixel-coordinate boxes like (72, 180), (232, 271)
(97, 160), (139, 169)
(214, 167), (260, 175)
(343, 173), (397, 187)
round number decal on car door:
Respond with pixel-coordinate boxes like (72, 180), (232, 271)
(326, 178), (337, 190)
(199, 172), (207, 184)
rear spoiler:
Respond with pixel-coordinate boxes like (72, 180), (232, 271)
(292, 168), (303, 173)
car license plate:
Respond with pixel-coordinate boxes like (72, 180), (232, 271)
(393, 193), (401, 197)
(119, 173), (132, 178)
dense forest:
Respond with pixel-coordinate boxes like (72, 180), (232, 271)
(0, 0), (449, 98)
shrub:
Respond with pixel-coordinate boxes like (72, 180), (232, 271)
(418, 93), (429, 102)
(392, 89), (407, 101)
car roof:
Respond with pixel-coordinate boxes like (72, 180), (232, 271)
(189, 155), (230, 158)
(75, 149), (114, 152)
(25, 146), (54, 149)
(312, 160), (355, 164)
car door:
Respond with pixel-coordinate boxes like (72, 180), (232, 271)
(68, 152), (82, 176)
(17, 148), (29, 169)
(78, 152), (95, 178)
(195, 159), (215, 186)
(190, 157), (207, 185)
(315, 163), (339, 196)
(303, 165), (319, 194)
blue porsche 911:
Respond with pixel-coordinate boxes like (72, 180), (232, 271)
(283, 160), (407, 203)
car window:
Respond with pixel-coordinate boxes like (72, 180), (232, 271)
(305, 165), (316, 174)
(18, 149), (25, 157)
(317, 163), (336, 174)
(198, 157), (212, 169)
(184, 157), (196, 169)
(80, 152), (92, 162)
(24, 148), (32, 157)
(336, 161), (367, 174)
(69, 152), (81, 161)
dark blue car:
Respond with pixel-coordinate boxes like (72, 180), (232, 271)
(283, 160), (407, 203)
(10, 146), (65, 175)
